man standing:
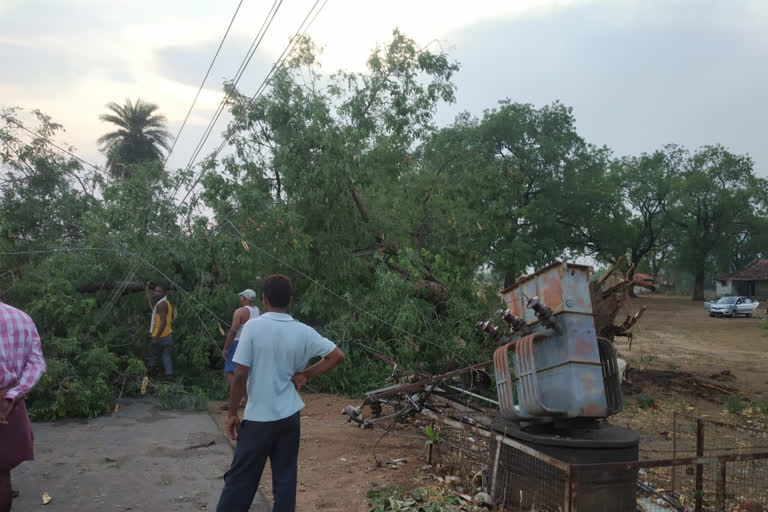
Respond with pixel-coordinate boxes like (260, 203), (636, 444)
(1, 301), (46, 512)
(148, 283), (174, 377)
(221, 289), (260, 397)
(217, 275), (345, 512)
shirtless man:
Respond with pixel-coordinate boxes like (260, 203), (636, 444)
(222, 289), (260, 397)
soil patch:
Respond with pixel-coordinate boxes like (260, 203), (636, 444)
(210, 393), (429, 512)
(624, 368), (737, 401)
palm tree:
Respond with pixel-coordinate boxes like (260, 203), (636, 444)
(98, 98), (173, 177)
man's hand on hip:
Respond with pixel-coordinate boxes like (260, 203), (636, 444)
(225, 414), (240, 440)
(291, 372), (308, 390)
(0, 398), (14, 423)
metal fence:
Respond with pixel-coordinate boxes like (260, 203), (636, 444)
(425, 410), (768, 511)
(491, 440), (570, 510)
(597, 453), (768, 512)
(639, 414), (768, 511)
(670, 413), (768, 457)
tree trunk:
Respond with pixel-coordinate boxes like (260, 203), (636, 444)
(692, 270), (706, 301)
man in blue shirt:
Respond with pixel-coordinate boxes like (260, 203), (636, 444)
(217, 274), (345, 512)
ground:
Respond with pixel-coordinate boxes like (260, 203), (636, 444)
(209, 395), (428, 512)
(14, 395), (427, 512)
(206, 296), (768, 510)
(15, 295), (768, 511)
(13, 399), (270, 511)
(614, 295), (768, 429)
(616, 295), (768, 399)
(611, 295), (768, 462)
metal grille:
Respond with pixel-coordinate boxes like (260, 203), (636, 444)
(671, 413), (768, 457)
(422, 408), (570, 510)
(634, 455), (768, 512)
(725, 458), (768, 508)
(490, 440), (568, 511)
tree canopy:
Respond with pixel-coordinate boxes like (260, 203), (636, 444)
(0, 31), (765, 419)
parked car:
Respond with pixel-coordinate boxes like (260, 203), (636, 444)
(705, 296), (760, 317)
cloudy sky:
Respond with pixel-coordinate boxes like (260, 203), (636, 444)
(1, 0), (766, 175)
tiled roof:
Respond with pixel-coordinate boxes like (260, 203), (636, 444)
(716, 260), (768, 281)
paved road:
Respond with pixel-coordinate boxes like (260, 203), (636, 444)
(12, 399), (269, 511)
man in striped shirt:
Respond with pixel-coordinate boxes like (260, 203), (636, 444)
(0, 301), (46, 512)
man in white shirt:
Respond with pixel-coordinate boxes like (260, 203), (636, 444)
(217, 274), (345, 512)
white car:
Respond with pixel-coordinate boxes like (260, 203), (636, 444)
(705, 296), (760, 318)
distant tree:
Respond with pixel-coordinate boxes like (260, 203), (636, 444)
(552, 145), (683, 283)
(614, 147), (682, 278)
(670, 145), (766, 300)
(420, 101), (613, 287)
(97, 98), (172, 177)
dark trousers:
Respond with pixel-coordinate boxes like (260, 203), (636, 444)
(147, 335), (173, 376)
(217, 412), (300, 512)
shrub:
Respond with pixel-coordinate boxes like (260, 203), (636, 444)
(727, 396), (747, 415)
(636, 393), (656, 409)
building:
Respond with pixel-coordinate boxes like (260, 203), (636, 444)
(715, 260), (768, 298)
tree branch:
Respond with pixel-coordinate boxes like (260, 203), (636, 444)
(347, 177), (369, 223)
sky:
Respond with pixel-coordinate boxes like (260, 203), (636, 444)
(1, 0), (766, 176)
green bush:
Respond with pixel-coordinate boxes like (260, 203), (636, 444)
(636, 393), (656, 410)
(726, 396), (747, 415)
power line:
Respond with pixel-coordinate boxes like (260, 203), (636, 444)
(250, 0), (328, 101)
(106, 0), (317, 322)
(163, 0), (247, 166)
(94, 0), (285, 327)
(0, 114), (154, 198)
(209, 0), (329, 189)
(127, 0), (284, 250)
(1, 2), (338, 350)
(1, 114), (102, 172)
(182, 0), (285, 175)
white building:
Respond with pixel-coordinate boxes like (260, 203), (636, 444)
(715, 260), (768, 299)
